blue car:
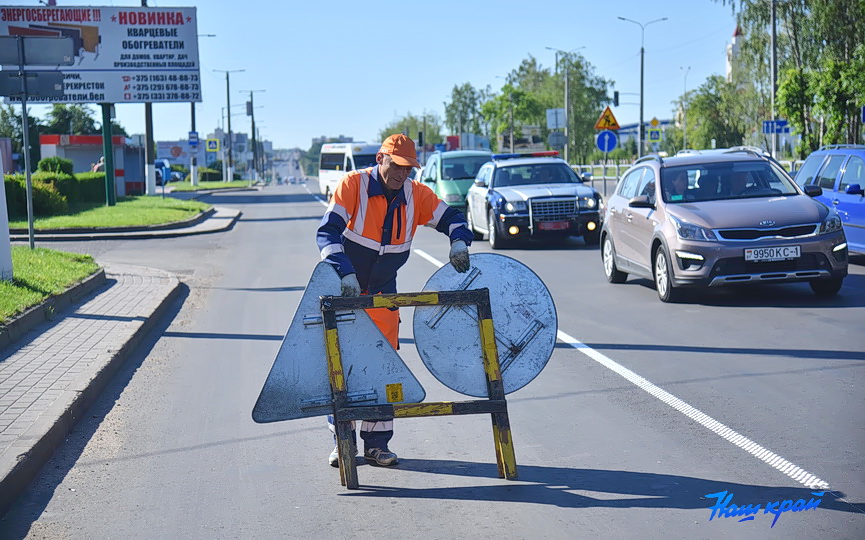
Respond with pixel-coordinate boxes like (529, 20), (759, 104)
(795, 145), (865, 254)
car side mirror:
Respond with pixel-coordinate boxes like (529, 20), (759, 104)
(803, 185), (823, 197)
(845, 183), (864, 196)
(580, 172), (592, 182)
(474, 178), (488, 187)
(628, 195), (654, 209)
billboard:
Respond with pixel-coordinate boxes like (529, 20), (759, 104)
(0, 5), (200, 104)
(156, 139), (205, 165)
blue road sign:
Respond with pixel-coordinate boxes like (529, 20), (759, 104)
(596, 130), (618, 153)
(762, 119), (790, 134)
(861, 106), (865, 124)
(188, 131), (199, 146)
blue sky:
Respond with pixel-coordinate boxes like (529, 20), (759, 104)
(10, 0), (740, 149)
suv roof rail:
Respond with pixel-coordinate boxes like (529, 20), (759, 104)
(676, 149), (701, 156)
(721, 146), (770, 157)
(634, 153), (664, 166)
(819, 144), (865, 150)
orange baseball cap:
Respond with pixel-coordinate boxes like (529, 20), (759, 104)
(379, 134), (420, 168)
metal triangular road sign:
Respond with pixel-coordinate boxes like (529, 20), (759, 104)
(252, 263), (426, 423)
(594, 106), (621, 130)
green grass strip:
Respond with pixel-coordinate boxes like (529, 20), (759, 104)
(170, 180), (251, 192)
(0, 246), (100, 323)
(8, 196), (211, 230)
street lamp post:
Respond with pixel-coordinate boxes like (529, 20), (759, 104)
(681, 66), (691, 150)
(617, 16), (667, 157)
(546, 46), (584, 163)
(240, 89), (265, 185)
(190, 34), (215, 186)
(214, 69), (244, 182)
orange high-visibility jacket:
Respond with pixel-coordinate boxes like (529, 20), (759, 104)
(317, 165), (472, 294)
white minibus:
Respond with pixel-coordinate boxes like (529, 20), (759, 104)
(318, 142), (380, 199)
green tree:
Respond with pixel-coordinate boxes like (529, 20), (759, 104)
(378, 112), (444, 146)
(443, 83), (488, 138)
(480, 84), (543, 152)
(687, 75), (747, 149)
(42, 104), (99, 134)
(0, 103), (41, 171)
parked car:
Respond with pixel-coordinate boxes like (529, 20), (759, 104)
(601, 148), (849, 302)
(420, 150), (492, 212)
(465, 151), (603, 249)
(793, 144), (865, 254)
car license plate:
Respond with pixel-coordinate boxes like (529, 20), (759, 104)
(744, 245), (801, 261)
(538, 221), (569, 231)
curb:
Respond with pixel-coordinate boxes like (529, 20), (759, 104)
(0, 273), (181, 515)
(0, 268), (107, 353)
(8, 207), (216, 235)
(9, 207), (241, 242)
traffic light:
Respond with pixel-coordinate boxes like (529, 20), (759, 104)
(418, 130), (424, 146)
(613, 91), (619, 107)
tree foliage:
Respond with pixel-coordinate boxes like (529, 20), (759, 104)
(378, 112), (444, 146)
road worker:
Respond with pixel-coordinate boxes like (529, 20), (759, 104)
(316, 134), (472, 467)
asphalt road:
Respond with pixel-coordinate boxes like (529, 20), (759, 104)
(3, 182), (864, 538)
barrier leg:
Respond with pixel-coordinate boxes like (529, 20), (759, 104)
(336, 419), (358, 488)
(491, 412), (517, 479)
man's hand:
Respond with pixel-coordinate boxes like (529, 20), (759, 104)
(449, 240), (470, 273)
(340, 273), (361, 296)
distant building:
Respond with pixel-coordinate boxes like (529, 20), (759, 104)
(726, 25), (743, 83)
(312, 135), (353, 145)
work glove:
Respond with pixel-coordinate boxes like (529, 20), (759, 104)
(340, 273), (361, 297)
(449, 240), (470, 273)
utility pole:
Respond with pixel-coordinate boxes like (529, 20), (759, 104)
(214, 69), (244, 182)
(191, 34), (215, 186)
(770, 0), (778, 158)
(618, 17), (667, 158)
(546, 46), (584, 162)
(242, 89), (265, 184)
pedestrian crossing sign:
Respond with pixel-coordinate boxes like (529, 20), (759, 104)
(648, 128), (662, 142)
(594, 106), (620, 130)
(205, 139), (220, 152)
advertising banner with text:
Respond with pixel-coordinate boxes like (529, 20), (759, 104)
(0, 5), (200, 104)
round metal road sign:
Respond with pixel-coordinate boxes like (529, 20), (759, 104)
(413, 253), (558, 397)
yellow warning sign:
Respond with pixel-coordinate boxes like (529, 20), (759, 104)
(594, 106), (620, 130)
(650, 117), (660, 127)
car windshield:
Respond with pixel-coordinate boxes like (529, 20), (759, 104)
(493, 163), (580, 187)
(354, 154), (377, 169)
(442, 155), (490, 180)
(660, 161), (799, 203)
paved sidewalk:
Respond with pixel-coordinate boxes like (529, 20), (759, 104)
(0, 263), (180, 513)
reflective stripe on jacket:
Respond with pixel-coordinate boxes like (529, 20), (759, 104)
(317, 165), (472, 294)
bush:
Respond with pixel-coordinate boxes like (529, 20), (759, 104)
(198, 167), (221, 182)
(73, 172), (110, 204)
(37, 156), (74, 176)
(3, 174), (68, 217)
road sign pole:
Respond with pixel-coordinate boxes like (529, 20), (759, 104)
(17, 37), (34, 249)
(190, 104), (198, 187)
(603, 151), (608, 197)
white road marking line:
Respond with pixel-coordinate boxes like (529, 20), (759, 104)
(413, 247), (832, 491)
(304, 184), (328, 207)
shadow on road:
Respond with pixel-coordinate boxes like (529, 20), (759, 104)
(621, 275), (865, 308)
(343, 459), (863, 516)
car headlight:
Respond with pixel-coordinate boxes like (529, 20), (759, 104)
(444, 193), (463, 203)
(577, 196), (596, 209)
(504, 200), (527, 213)
(819, 212), (842, 234)
(670, 214), (717, 241)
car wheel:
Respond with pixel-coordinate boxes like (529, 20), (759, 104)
(465, 207), (483, 240)
(488, 209), (506, 249)
(654, 245), (683, 303)
(809, 277), (843, 296)
(584, 229), (600, 246)
(602, 235), (627, 283)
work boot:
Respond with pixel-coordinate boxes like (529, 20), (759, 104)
(328, 445), (358, 468)
(364, 447), (398, 466)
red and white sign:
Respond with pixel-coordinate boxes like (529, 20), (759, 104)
(0, 5), (200, 104)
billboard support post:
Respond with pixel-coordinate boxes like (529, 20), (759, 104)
(100, 104), (116, 206)
(17, 37), (34, 249)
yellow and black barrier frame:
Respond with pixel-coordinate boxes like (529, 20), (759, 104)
(321, 288), (517, 489)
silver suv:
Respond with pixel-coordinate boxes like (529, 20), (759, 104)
(600, 149), (849, 302)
